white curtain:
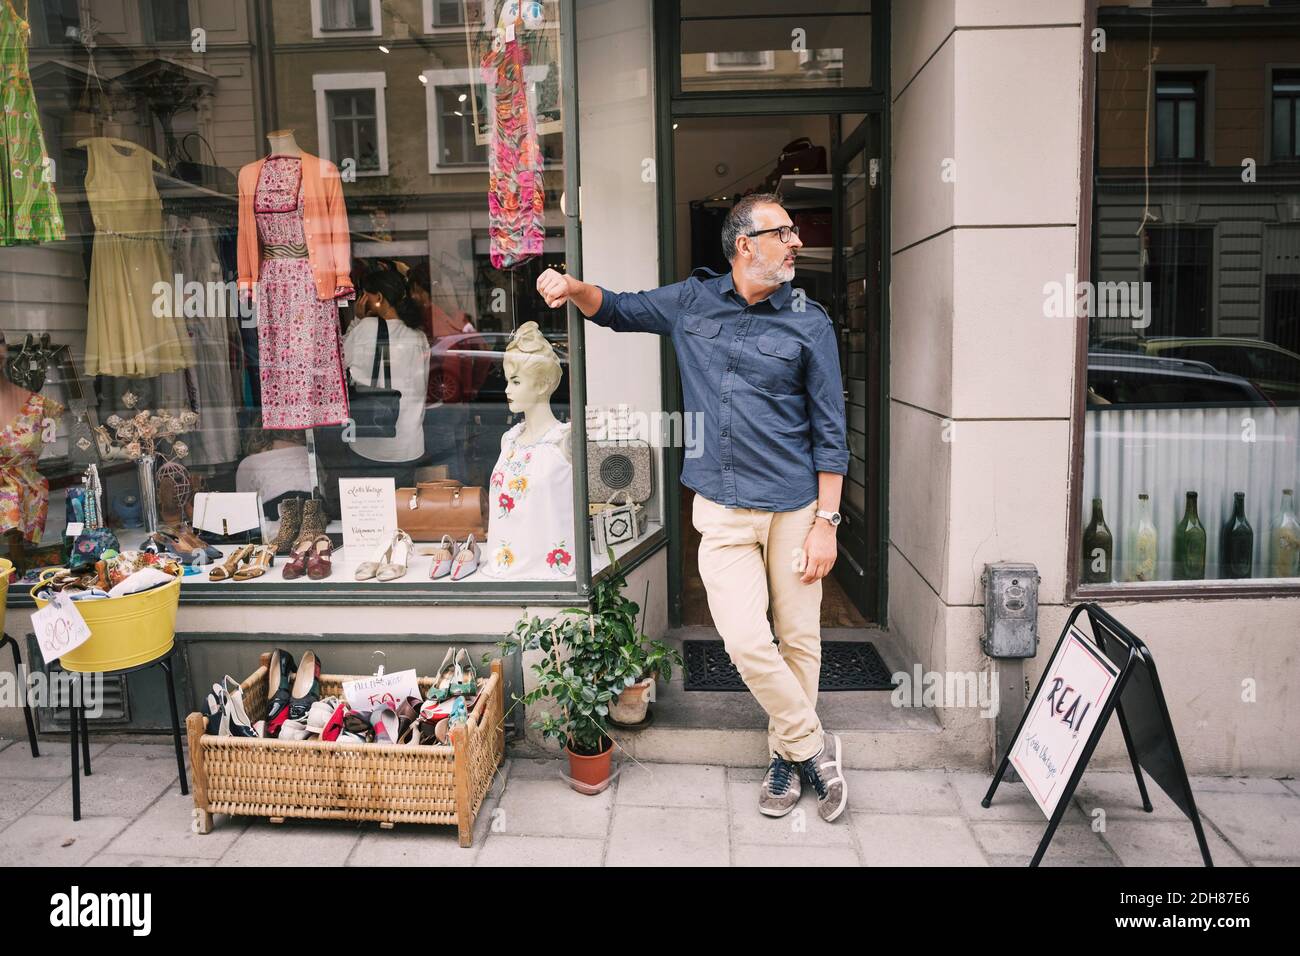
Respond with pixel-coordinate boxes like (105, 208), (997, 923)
(1083, 407), (1300, 580)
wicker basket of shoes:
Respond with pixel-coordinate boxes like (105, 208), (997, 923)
(185, 656), (505, 847)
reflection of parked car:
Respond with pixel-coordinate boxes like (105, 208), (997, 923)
(1087, 352), (1271, 406)
(429, 331), (570, 407)
(1095, 336), (1300, 403)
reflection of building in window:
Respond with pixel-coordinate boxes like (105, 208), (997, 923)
(147, 0), (191, 42)
(423, 68), (559, 172)
(798, 48), (844, 75)
(1143, 227), (1212, 339)
(436, 87), (487, 166)
(706, 50), (776, 73)
(1155, 73), (1205, 163)
(313, 0), (381, 37)
(313, 73), (388, 175)
(1273, 71), (1300, 161)
(430, 0), (464, 27)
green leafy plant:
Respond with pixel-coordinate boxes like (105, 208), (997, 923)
(497, 552), (684, 756)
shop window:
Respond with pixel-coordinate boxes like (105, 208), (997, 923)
(313, 74), (388, 176)
(0, 0), (617, 600)
(1273, 71), (1300, 162)
(1154, 73), (1205, 164)
(312, 0), (381, 37)
(1080, 10), (1300, 589)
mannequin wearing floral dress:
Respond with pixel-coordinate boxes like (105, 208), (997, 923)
(480, 322), (574, 579)
(0, 342), (63, 561)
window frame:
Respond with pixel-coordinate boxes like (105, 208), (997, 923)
(1068, 0), (1300, 601)
(423, 0), (492, 34)
(311, 0), (383, 38)
(312, 72), (390, 177)
(1152, 69), (1208, 165)
(142, 0), (192, 44)
(421, 66), (561, 173)
(1269, 66), (1300, 163)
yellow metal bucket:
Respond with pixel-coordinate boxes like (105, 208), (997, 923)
(0, 557), (12, 611)
(31, 574), (181, 673)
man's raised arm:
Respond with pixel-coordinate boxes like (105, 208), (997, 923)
(536, 268), (679, 336)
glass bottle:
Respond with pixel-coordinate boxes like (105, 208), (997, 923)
(1220, 492), (1253, 579)
(1082, 497), (1113, 584)
(1173, 491), (1206, 580)
(1129, 493), (1159, 582)
(1270, 489), (1300, 578)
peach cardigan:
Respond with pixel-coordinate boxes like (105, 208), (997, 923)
(237, 151), (353, 301)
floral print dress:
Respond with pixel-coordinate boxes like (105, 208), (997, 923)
(0, 0), (63, 245)
(0, 392), (63, 543)
(254, 156), (349, 429)
(481, 420), (574, 579)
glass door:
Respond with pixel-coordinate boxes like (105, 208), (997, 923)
(831, 116), (883, 620)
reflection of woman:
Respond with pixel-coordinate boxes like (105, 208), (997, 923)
(0, 335), (64, 554)
(235, 421), (313, 519)
(409, 263), (488, 404)
(342, 269), (430, 468)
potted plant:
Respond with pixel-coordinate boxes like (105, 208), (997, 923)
(499, 554), (683, 789)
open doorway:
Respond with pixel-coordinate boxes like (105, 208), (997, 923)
(670, 113), (885, 627)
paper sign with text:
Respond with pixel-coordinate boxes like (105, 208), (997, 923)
(338, 477), (396, 556)
(32, 594), (93, 664)
(1011, 626), (1120, 819)
(341, 669), (419, 716)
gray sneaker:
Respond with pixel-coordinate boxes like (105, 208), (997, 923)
(758, 754), (802, 817)
(799, 732), (848, 822)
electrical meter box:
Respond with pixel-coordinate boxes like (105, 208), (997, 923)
(981, 563), (1040, 659)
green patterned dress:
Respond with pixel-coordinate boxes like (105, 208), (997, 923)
(1, 0), (64, 245)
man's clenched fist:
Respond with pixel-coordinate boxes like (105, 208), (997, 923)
(537, 268), (578, 309)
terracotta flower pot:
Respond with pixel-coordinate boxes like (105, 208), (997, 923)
(566, 737), (613, 790)
(608, 677), (654, 725)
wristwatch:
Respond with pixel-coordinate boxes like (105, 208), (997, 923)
(815, 509), (841, 527)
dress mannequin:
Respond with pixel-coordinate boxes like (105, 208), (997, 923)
(265, 129), (302, 158)
(0, 339), (64, 565)
(481, 322), (574, 578)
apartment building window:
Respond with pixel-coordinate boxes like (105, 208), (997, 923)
(1274, 71), (1300, 161)
(313, 0), (381, 37)
(1155, 73), (1205, 163)
(145, 0), (191, 43)
(313, 73), (389, 175)
(424, 73), (489, 169)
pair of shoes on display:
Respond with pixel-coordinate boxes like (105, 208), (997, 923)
(270, 498), (327, 556)
(207, 543), (276, 581)
(263, 648), (321, 739)
(143, 526), (222, 566)
(283, 534), (333, 581)
(203, 677), (262, 738)
(428, 533), (481, 581)
(758, 732), (848, 823)
(355, 529), (414, 582)
(428, 647), (480, 702)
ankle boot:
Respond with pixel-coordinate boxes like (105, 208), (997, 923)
(296, 497), (328, 547)
(270, 498), (303, 555)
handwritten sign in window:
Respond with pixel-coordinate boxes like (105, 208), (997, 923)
(338, 477), (397, 556)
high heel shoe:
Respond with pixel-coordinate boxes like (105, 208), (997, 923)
(287, 650), (321, 721)
(429, 534), (455, 580)
(269, 497), (304, 556)
(355, 533), (395, 581)
(450, 534), (480, 581)
(281, 536), (315, 581)
(428, 647), (456, 702)
(450, 647), (478, 697)
(209, 543), (255, 581)
(265, 648), (297, 738)
(232, 545), (275, 581)
(305, 534), (333, 581)
(376, 530), (413, 582)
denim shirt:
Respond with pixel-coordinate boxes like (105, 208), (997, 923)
(591, 267), (849, 512)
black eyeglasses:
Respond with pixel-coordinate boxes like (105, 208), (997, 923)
(746, 225), (800, 243)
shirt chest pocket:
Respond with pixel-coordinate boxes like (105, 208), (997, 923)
(744, 334), (802, 394)
(680, 314), (722, 372)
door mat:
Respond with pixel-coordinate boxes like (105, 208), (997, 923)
(682, 640), (897, 692)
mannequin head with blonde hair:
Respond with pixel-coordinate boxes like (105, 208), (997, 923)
(504, 322), (562, 413)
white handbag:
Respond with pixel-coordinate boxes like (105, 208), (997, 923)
(192, 492), (265, 545)
(592, 492), (647, 553)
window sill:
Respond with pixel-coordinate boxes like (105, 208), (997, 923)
(1071, 577), (1300, 602)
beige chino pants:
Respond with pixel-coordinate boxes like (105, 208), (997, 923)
(692, 493), (824, 762)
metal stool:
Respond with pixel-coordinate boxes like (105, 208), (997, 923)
(65, 645), (189, 821)
(1, 632), (39, 757)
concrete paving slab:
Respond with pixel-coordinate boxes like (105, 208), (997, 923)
(606, 805), (729, 866)
(0, 813), (131, 867)
(0, 776), (62, 828)
(33, 757), (182, 818)
(97, 742), (189, 761)
(1072, 771), (1188, 821)
(1189, 775), (1293, 795)
(727, 769), (856, 847)
(504, 757), (564, 781)
(216, 820), (361, 867)
(948, 770), (1085, 823)
(86, 853), (214, 867)
(1101, 818), (1246, 867)
(1192, 791), (1300, 861)
(843, 769), (959, 815)
(615, 761), (727, 809)
(350, 826), (478, 866)
(732, 843), (862, 867)
(476, 834), (604, 867)
(970, 821), (1119, 866)
(494, 776), (614, 839)
(853, 813), (988, 866)
(0, 740), (111, 780)
(103, 791), (245, 860)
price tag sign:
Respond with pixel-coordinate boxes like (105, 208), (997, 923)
(32, 594), (93, 664)
(65, 522), (84, 538)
